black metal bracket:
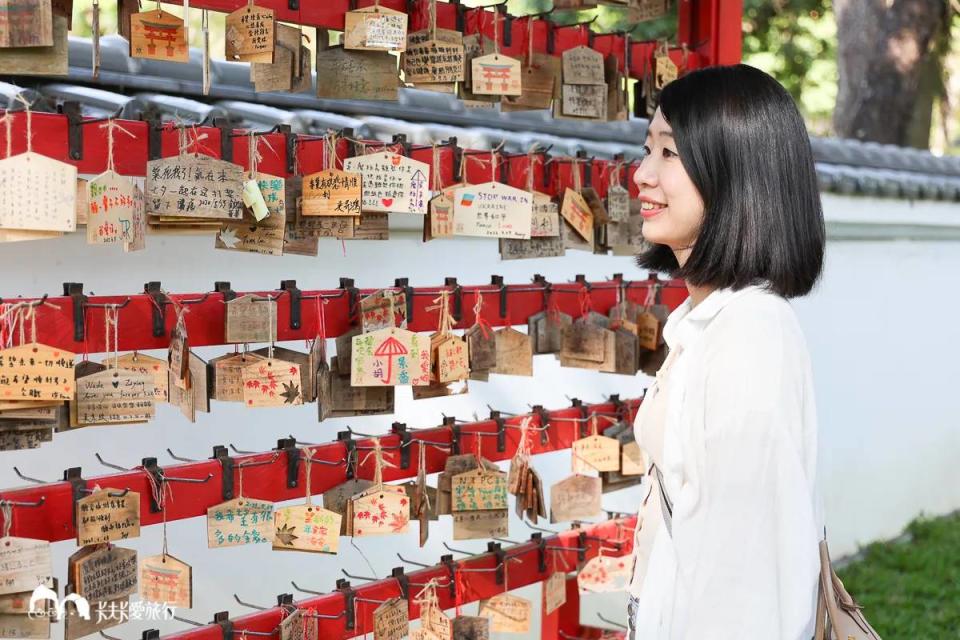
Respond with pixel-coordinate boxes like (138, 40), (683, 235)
(394, 278), (414, 323)
(577, 531), (588, 562)
(576, 150), (593, 188)
(280, 280), (302, 330)
(64, 467), (86, 527)
(62, 282), (87, 343)
(574, 274), (591, 292)
(545, 19), (555, 54)
(490, 411), (506, 453)
(455, 2), (465, 34)
(572, 398), (589, 438)
(212, 612), (233, 640)
(338, 432), (357, 480)
(288, 0), (299, 11)
(450, 137), (463, 183)
(214, 281), (236, 302)
(440, 554), (457, 597)
(144, 282), (168, 338)
(276, 438), (301, 489)
(211, 445), (236, 501)
(445, 417), (461, 455)
(499, 6), (513, 48)
(339, 278), (359, 325)
(276, 593), (293, 607)
(391, 133), (411, 158)
(144, 113), (163, 161)
(142, 630), (160, 640)
(213, 117), (233, 162)
(533, 404), (550, 446)
(62, 101), (84, 161)
(608, 394), (626, 421)
(444, 277), (462, 323)
(276, 124), (296, 175)
(488, 542), (505, 585)
(140, 457), (165, 513)
(391, 567), (409, 600)
(336, 580), (355, 630)
(391, 422), (411, 470)
(490, 275), (507, 319)
(532, 532), (547, 573)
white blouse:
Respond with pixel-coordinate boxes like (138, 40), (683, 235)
(629, 284), (823, 639)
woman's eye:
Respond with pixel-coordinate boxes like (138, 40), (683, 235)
(641, 146), (651, 157)
(663, 148), (678, 158)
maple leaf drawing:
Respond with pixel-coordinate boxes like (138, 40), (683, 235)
(389, 511), (409, 533)
(218, 227), (240, 248)
(281, 381), (301, 404)
(275, 524), (298, 546)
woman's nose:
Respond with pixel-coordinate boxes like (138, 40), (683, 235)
(633, 157), (658, 190)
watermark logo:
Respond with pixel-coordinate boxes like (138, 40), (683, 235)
(28, 586), (90, 621)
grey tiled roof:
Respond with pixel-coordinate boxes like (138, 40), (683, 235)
(4, 35), (959, 202)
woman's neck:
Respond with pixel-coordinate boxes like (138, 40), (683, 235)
(685, 282), (715, 309)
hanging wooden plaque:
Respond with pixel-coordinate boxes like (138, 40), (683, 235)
(315, 46), (399, 101)
(562, 46), (604, 84)
(561, 83), (607, 119)
(470, 53), (522, 96)
(273, 504), (341, 554)
(74, 544), (137, 602)
(130, 9), (188, 63)
(351, 327), (431, 387)
(572, 434), (620, 473)
(452, 182), (532, 239)
(225, 294), (278, 344)
(606, 184), (630, 222)
(301, 169), (362, 216)
(225, 4), (275, 63)
(0, 536), (51, 595)
(549, 474), (601, 523)
(0, 152), (77, 232)
(360, 290), (407, 333)
(343, 153), (429, 214)
(561, 320), (607, 363)
(323, 478), (374, 535)
(207, 498), (274, 548)
(527, 311), (572, 355)
(577, 555), (631, 592)
(240, 357), (303, 407)
(501, 53), (558, 112)
(543, 572), (566, 615)
(452, 509), (508, 541)
(139, 553), (192, 608)
(0, 11), (65, 75)
(85, 170), (140, 245)
(75, 368), (155, 425)
(344, 6), (407, 52)
(477, 594), (531, 634)
(217, 172), (286, 255)
(655, 53), (678, 88)
(466, 323), (497, 372)
(559, 188), (594, 243)
(491, 327), (532, 377)
(452, 468), (507, 512)
(76, 489), (141, 546)
(146, 154), (244, 220)
(426, 193), (454, 239)
(250, 346), (315, 402)
(0, 0), (53, 48)
(209, 352), (265, 402)
(403, 28), (465, 83)
(435, 335), (468, 383)
(351, 485), (409, 537)
(250, 23), (299, 92)
(0, 344), (75, 402)
(373, 596), (409, 640)
(108, 352), (167, 402)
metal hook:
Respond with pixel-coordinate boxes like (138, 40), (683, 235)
(83, 298), (133, 310)
(354, 597), (390, 605)
(233, 594), (267, 611)
(12, 467), (46, 484)
(290, 581), (324, 596)
(170, 614), (205, 627)
(99, 631), (124, 640)
(79, 487), (131, 497)
(526, 522), (561, 536)
(340, 570), (376, 583)
(94, 453), (130, 472)
(396, 554), (430, 568)
(165, 448), (198, 463)
(0, 496), (46, 508)
(442, 542), (477, 556)
(493, 536), (522, 545)
(178, 292), (211, 306)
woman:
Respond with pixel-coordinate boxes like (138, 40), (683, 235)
(627, 64), (825, 639)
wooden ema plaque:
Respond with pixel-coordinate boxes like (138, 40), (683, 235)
(225, 4), (275, 63)
(272, 504), (341, 554)
(577, 554), (631, 592)
(108, 352), (167, 403)
(315, 46), (399, 102)
(350, 485), (409, 537)
(130, 9), (188, 63)
(139, 553), (192, 608)
(0, 0), (53, 48)
(342, 153), (429, 214)
(351, 327), (430, 387)
(76, 489), (141, 546)
(146, 154), (244, 220)
(240, 358), (303, 407)
(0, 344), (75, 402)
(477, 594), (531, 633)
(75, 368), (155, 425)
(301, 169), (362, 216)
(470, 53), (521, 96)
(86, 170), (140, 246)
(452, 182), (532, 239)
(73, 544), (137, 602)
(0, 536), (51, 595)
(0, 151), (77, 232)
(343, 6), (407, 52)
(207, 498), (274, 548)
(403, 28), (465, 84)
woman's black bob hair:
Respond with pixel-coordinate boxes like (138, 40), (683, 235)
(635, 64), (825, 299)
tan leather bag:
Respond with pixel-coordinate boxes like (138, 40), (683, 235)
(813, 537), (882, 640)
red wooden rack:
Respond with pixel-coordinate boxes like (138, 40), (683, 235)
(3, 275), (686, 353)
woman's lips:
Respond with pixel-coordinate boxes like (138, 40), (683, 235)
(640, 205), (666, 219)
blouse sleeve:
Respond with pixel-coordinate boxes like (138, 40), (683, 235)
(670, 307), (821, 640)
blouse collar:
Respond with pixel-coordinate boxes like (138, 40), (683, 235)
(661, 283), (770, 350)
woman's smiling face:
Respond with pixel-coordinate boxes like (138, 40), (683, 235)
(633, 109), (705, 261)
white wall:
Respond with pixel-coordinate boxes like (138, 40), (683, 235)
(0, 192), (957, 639)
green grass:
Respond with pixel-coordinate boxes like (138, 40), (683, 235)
(836, 511), (960, 638)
